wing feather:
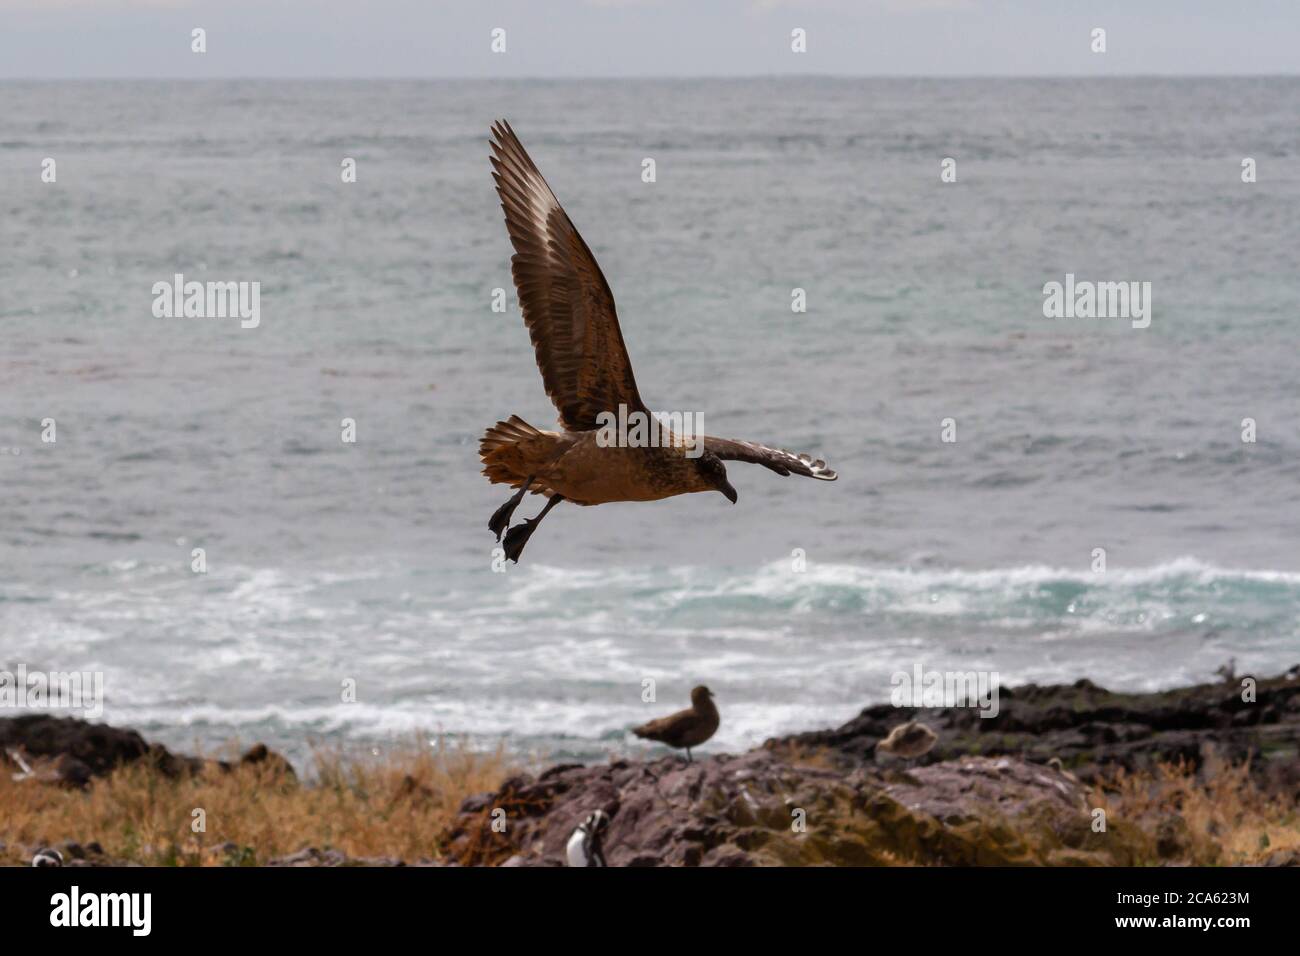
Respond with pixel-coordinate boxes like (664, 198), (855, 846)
(490, 120), (648, 431)
(704, 437), (838, 481)
(632, 709), (693, 741)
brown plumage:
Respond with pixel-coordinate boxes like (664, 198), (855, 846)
(632, 685), (719, 762)
(875, 720), (938, 760)
(481, 120), (837, 562)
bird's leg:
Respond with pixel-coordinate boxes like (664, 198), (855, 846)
(502, 494), (564, 563)
(488, 476), (533, 541)
(686, 747), (693, 763)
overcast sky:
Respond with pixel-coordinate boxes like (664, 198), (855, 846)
(1, 0), (1296, 78)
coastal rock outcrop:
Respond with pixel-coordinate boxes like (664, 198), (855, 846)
(441, 750), (1137, 867)
(773, 664), (1300, 789)
(442, 666), (1299, 866)
(0, 714), (295, 787)
(5, 667), (1297, 866)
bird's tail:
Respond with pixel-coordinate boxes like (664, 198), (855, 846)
(479, 415), (544, 487)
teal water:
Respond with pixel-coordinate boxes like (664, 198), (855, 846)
(1, 78), (1298, 765)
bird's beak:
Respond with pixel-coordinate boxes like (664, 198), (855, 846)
(720, 482), (738, 504)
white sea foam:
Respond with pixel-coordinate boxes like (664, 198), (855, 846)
(4, 552), (1296, 769)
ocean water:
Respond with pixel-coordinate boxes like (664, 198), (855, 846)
(2, 78), (1298, 768)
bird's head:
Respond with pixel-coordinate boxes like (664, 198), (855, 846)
(695, 452), (737, 504)
(690, 685), (715, 708)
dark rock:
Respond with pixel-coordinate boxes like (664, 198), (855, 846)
(770, 666), (1300, 785)
(439, 667), (1300, 867)
(0, 715), (295, 785)
(457, 791), (495, 814)
(439, 748), (1115, 867)
(539, 763), (585, 779)
(1259, 848), (1300, 867)
(1, 716), (156, 776)
(238, 743), (298, 783)
(701, 844), (755, 867)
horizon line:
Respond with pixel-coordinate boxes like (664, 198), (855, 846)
(3, 72), (1299, 82)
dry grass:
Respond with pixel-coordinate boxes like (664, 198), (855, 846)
(0, 736), (513, 866)
(4, 741), (1296, 866)
(1092, 757), (1300, 865)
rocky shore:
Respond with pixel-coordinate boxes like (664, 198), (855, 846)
(3, 665), (1298, 866)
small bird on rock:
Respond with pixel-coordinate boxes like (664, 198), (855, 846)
(632, 685), (719, 762)
(565, 809), (611, 867)
(31, 848), (64, 868)
(875, 720), (938, 760)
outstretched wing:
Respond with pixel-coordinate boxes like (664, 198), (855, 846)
(704, 437), (838, 481)
(490, 120), (649, 431)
